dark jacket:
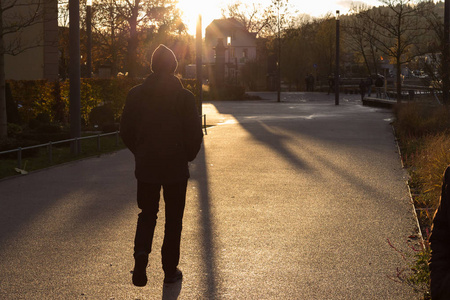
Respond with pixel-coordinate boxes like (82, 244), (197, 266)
(375, 77), (383, 88)
(120, 73), (203, 183)
(430, 166), (450, 299)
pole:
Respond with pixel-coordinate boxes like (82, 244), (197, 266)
(277, 7), (281, 102)
(69, 0), (81, 154)
(443, 0), (449, 104)
(196, 15), (203, 115)
(335, 10), (340, 106)
(86, 3), (92, 78)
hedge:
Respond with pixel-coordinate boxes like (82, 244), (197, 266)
(8, 77), (199, 127)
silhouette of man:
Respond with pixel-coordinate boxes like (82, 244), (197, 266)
(120, 44), (203, 287)
(430, 166), (450, 299)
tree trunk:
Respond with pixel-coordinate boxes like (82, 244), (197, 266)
(443, 0), (450, 105)
(127, 0), (138, 78)
(370, 46), (378, 75)
(127, 25), (138, 77)
(396, 60), (402, 103)
(0, 1), (7, 139)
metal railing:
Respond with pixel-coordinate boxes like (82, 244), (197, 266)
(0, 131), (121, 169)
(0, 114), (207, 170)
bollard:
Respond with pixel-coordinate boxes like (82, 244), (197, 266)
(48, 142), (53, 164)
(17, 147), (22, 169)
(408, 90), (415, 101)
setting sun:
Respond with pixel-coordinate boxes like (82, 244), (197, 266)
(177, 0), (226, 35)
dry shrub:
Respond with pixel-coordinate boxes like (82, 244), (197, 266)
(411, 133), (450, 216)
(394, 103), (450, 139)
(394, 103), (450, 299)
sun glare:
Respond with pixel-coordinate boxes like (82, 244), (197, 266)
(178, 0), (225, 35)
(177, 0), (383, 36)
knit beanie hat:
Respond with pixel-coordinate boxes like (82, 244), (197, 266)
(151, 44), (178, 74)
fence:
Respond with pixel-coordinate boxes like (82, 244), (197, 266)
(0, 131), (121, 169)
(0, 114), (207, 170)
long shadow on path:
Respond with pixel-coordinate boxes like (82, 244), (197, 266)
(191, 145), (219, 298)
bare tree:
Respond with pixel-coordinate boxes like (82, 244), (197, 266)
(0, 0), (50, 139)
(92, 0), (128, 76)
(359, 0), (432, 102)
(420, 1), (448, 104)
(114, 0), (183, 78)
(343, 4), (380, 76)
(221, 1), (272, 37)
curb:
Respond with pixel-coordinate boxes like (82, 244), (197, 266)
(392, 125), (425, 249)
(363, 97), (396, 108)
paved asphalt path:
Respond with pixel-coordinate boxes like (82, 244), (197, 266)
(0, 92), (421, 299)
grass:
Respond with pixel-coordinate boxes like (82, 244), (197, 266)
(0, 134), (126, 180)
(393, 102), (450, 299)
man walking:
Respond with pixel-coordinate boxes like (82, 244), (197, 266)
(120, 44), (203, 287)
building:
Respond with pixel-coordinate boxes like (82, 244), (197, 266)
(204, 18), (257, 85)
(4, 0), (58, 81)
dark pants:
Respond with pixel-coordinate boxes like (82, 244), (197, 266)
(431, 273), (450, 299)
(134, 180), (188, 274)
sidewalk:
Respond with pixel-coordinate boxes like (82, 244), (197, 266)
(0, 92), (421, 299)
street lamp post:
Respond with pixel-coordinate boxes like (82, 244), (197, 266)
(443, 0), (449, 104)
(69, 0), (81, 154)
(277, 7), (281, 102)
(335, 10), (340, 106)
(86, 0), (92, 78)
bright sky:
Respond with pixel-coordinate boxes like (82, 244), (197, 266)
(177, 0), (383, 35)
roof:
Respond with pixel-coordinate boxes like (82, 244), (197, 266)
(205, 18), (247, 39)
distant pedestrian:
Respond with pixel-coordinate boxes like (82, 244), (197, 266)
(308, 74), (315, 92)
(430, 166), (450, 300)
(375, 76), (384, 98)
(120, 44), (204, 287)
(359, 79), (366, 101)
(366, 76), (373, 97)
(327, 75), (334, 95)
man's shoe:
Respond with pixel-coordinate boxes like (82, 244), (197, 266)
(132, 254), (148, 287)
(163, 268), (183, 284)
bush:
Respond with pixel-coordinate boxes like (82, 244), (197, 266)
(393, 103), (450, 298)
(8, 78), (143, 128)
(0, 138), (40, 158)
(180, 78), (198, 95)
(394, 103), (450, 214)
(206, 85), (246, 100)
(89, 105), (114, 129)
(7, 123), (23, 138)
(101, 123), (119, 133)
(38, 123), (63, 134)
(410, 133), (450, 215)
(394, 103), (450, 139)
